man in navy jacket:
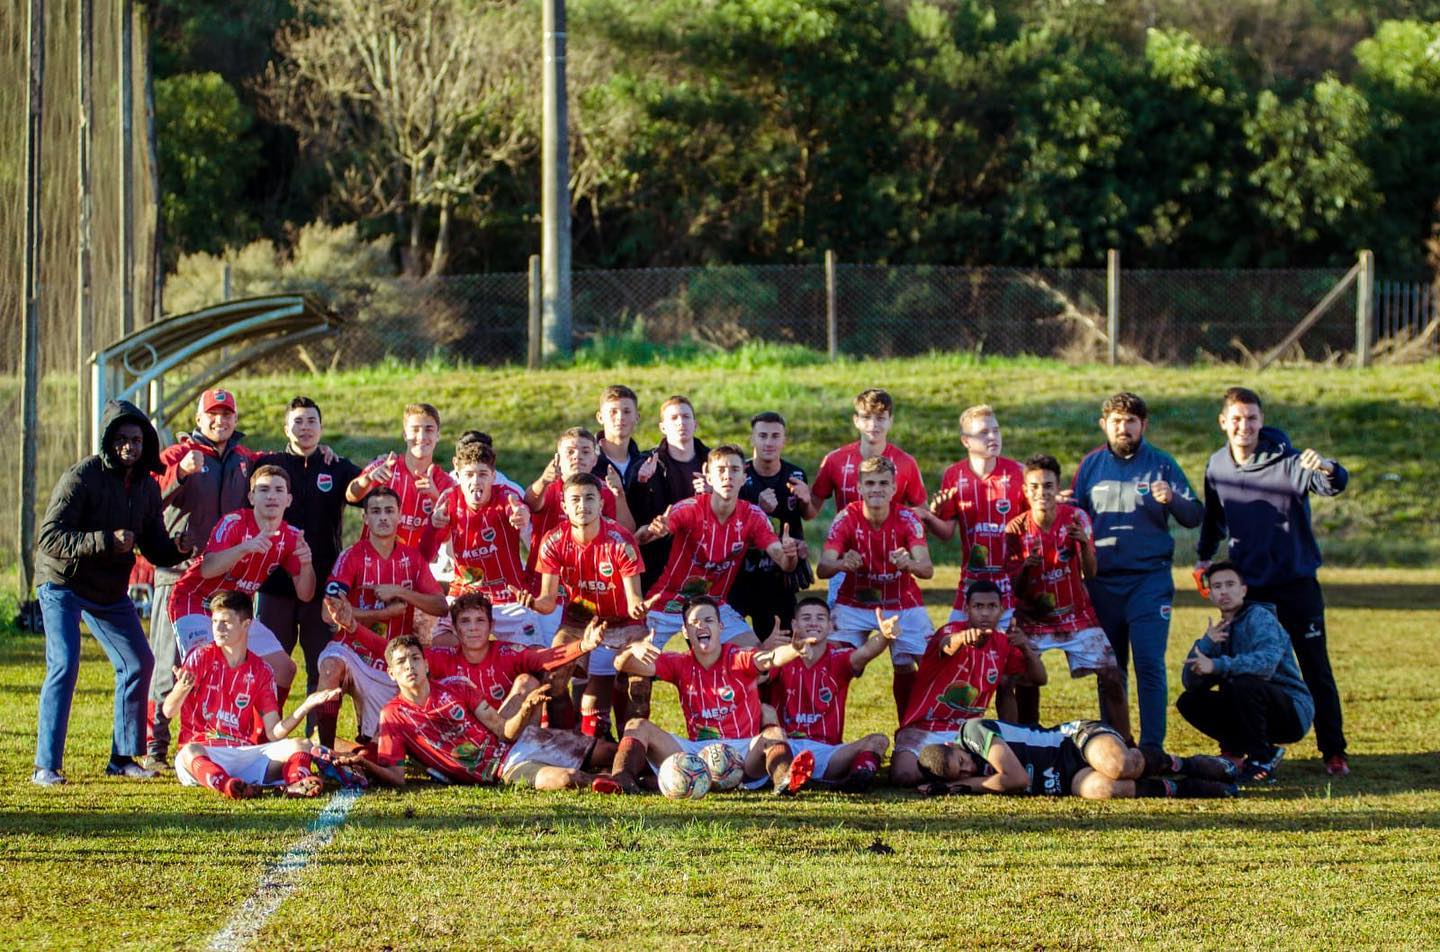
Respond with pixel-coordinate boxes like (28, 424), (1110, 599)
(1196, 387), (1350, 776)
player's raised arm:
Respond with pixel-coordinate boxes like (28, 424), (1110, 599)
(849, 608), (898, 674)
(262, 687), (343, 741)
(915, 486), (958, 541)
(614, 636), (661, 677)
(763, 523), (800, 572)
(754, 630), (818, 672)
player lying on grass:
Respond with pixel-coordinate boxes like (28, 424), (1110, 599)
(890, 580), (1048, 786)
(345, 402), (454, 560)
(337, 633), (618, 790)
(163, 591), (341, 800)
(315, 593), (603, 750)
(519, 472), (647, 735)
(1004, 454), (1130, 739)
(763, 597), (893, 792)
(817, 455), (934, 719)
(595, 596), (819, 795)
(913, 718), (1238, 799)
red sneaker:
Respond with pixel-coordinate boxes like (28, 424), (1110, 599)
(776, 749), (815, 796)
(591, 774), (638, 795)
(1324, 753), (1350, 777)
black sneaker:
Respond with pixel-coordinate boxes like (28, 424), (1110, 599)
(1239, 747), (1285, 785)
(838, 764), (877, 793)
(1179, 754), (1240, 782)
(1176, 777), (1238, 798)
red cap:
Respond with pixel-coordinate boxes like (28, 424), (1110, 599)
(198, 388), (237, 413)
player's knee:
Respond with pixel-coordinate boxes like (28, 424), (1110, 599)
(176, 742), (205, 767)
(760, 703), (779, 727)
(1097, 667), (1124, 691)
(1075, 771), (1126, 800)
(318, 658), (344, 685)
(1084, 735), (1129, 779)
(892, 655), (917, 671)
(760, 724), (786, 744)
(861, 733), (890, 756)
(622, 716), (651, 736)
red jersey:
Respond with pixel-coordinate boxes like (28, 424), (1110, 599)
(535, 518), (643, 624)
(654, 645), (764, 741)
(358, 455), (455, 557)
(772, 646), (856, 744)
(168, 510), (304, 621)
(525, 478), (617, 576)
(1005, 505), (1099, 635)
(442, 485), (529, 602)
(900, 624), (1027, 730)
(647, 497), (778, 614)
(327, 537), (442, 639)
(175, 644), (280, 747)
(374, 678), (509, 784)
(812, 442), (926, 511)
(936, 457), (1027, 611)
(825, 502), (926, 610)
(426, 642), (579, 707)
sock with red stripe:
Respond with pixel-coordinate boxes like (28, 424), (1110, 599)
(581, 675), (615, 738)
(187, 754), (232, 792)
(891, 667), (917, 720)
(282, 751), (314, 785)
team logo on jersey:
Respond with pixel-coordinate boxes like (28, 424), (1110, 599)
(1160, 604), (1171, 620)
(996, 499), (1011, 515)
(986, 669), (999, 684)
(1135, 482), (1150, 496)
(481, 527), (496, 543)
(818, 687), (833, 705)
(489, 684), (505, 701)
(422, 499), (435, 514)
(449, 704), (466, 721)
(598, 562), (614, 577)
(1057, 547), (1072, 563)
(718, 686), (735, 703)
(235, 694), (250, 710)
(317, 473), (333, 492)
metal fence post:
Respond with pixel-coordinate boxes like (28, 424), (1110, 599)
(20, 0), (46, 596)
(825, 250), (838, 361)
(1106, 249), (1120, 365)
(528, 254), (542, 370)
(1355, 249), (1374, 368)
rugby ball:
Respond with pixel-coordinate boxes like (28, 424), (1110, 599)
(697, 742), (746, 791)
(657, 752), (712, 800)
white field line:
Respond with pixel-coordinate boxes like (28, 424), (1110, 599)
(207, 789), (363, 952)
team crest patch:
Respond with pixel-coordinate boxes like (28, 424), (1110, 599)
(718, 686), (735, 702)
(818, 687), (833, 705)
(481, 527), (496, 543)
(490, 684), (505, 700)
(1058, 548), (1072, 563)
(235, 694), (250, 709)
(986, 669), (999, 684)
(598, 562), (614, 577)
(317, 473), (333, 492)
(996, 500), (1011, 514)
(422, 499), (435, 514)
(1160, 604), (1172, 620)
(730, 542), (744, 554)
(1136, 482), (1150, 496)
(449, 704), (466, 720)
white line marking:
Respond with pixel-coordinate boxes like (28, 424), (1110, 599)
(207, 789), (362, 952)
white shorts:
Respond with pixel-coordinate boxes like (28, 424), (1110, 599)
(176, 739), (298, 788)
(431, 599), (561, 649)
(500, 726), (591, 785)
(174, 613), (284, 659)
(554, 621), (646, 677)
(893, 727), (957, 759)
(317, 641), (397, 736)
(669, 735), (771, 790)
(830, 604), (933, 664)
(1031, 626), (1117, 675)
(784, 737), (841, 780)
(647, 603), (753, 649)
(947, 607), (1016, 631)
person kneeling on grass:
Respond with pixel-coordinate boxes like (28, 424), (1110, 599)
(594, 595), (818, 795)
(337, 634), (618, 791)
(164, 591), (342, 800)
(914, 718), (1238, 800)
(1176, 561), (1314, 786)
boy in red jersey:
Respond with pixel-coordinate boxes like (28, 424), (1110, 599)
(328, 487), (447, 639)
(1005, 454), (1129, 738)
(890, 581), (1048, 786)
(598, 596), (817, 795)
(345, 403), (454, 560)
(521, 473), (647, 735)
(765, 597), (894, 791)
(637, 443), (798, 650)
(526, 427), (635, 566)
(166, 465), (314, 699)
(165, 591), (341, 799)
(914, 404), (1027, 628)
(429, 440), (557, 647)
(817, 455), (934, 718)
(339, 634), (617, 790)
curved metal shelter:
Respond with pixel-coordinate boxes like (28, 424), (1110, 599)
(89, 294), (342, 450)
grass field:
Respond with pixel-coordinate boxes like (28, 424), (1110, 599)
(2, 355), (1438, 949)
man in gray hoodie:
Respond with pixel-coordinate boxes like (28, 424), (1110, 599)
(1177, 561), (1314, 785)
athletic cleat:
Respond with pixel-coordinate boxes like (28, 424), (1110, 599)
(1324, 753), (1351, 777)
(775, 749), (814, 796)
(1179, 754), (1240, 782)
(1239, 746), (1285, 786)
(283, 775), (324, 798)
(31, 768), (66, 787)
(591, 774), (638, 795)
(140, 755), (172, 773)
(221, 777), (262, 800)
(105, 760), (158, 779)
(838, 764), (877, 793)
(1176, 777), (1238, 798)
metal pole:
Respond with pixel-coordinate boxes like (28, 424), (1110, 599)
(540, 0), (572, 358)
(77, 0), (95, 458)
(528, 254), (542, 370)
(824, 250), (838, 361)
(119, 0), (135, 336)
(20, 0), (46, 595)
(1106, 249), (1120, 365)
(1355, 249), (1374, 368)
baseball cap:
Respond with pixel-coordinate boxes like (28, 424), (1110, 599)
(198, 388), (237, 413)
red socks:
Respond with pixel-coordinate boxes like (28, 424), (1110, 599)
(315, 696), (342, 748)
(188, 754), (232, 793)
(283, 751), (314, 785)
(849, 750), (881, 777)
(892, 667), (917, 720)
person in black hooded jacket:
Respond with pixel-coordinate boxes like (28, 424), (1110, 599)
(32, 400), (190, 785)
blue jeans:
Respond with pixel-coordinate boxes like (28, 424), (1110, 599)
(35, 582), (154, 771)
(1087, 570), (1174, 750)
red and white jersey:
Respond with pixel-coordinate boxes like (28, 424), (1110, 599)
(425, 642), (570, 707)
(175, 643), (279, 747)
(936, 457), (1027, 611)
(525, 478), (617, 576)
(169, 510), (304, 621)
(358, 455), (455, 555)
(1004, 505), (1099, 635)
(825, 502), (926, 610)
(773, 646), (856, 745)
(374, 677), (509, 784)
(535, 518), (643, 624)
(654, 645), (764, 741)
(328, 537), (442, 639)
(647, 497), (778, 614)
(900, 625), (1027, 731)
(442, 485), (528, 602)
(812, 442), (926, 511)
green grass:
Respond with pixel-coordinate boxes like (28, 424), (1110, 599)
(3, 566), (1439, 949)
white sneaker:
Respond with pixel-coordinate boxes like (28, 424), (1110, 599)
(31, 768), (66, 786)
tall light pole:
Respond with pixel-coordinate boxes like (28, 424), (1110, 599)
(541, 0), (572, 359)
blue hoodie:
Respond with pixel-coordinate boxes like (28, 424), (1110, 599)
(1181, 600), (1315, 734)
(1072, 439), (1203, 574)
(1197, 426), (1347, 588)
